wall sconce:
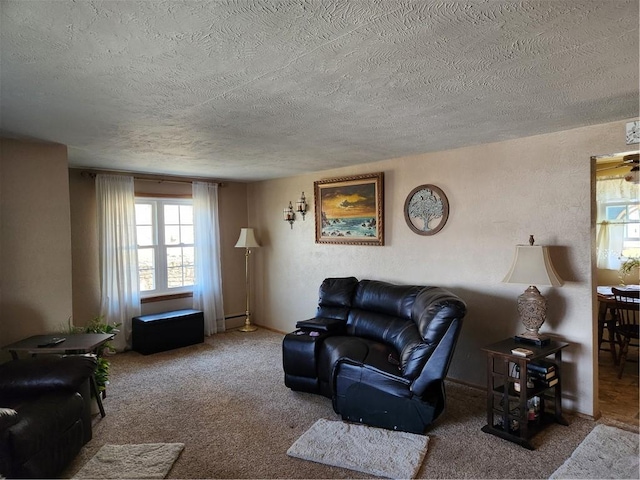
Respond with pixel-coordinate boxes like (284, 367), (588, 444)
(296, 192), (307, 220)
(283, 201), (295, 228)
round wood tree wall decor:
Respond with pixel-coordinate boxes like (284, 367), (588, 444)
(404, 184), (449, 235)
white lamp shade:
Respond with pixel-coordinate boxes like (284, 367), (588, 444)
(502, 245), (563, 287)
(235, 228), (260, 248)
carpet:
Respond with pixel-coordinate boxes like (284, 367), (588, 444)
(287, 418), (429, 479)
(549, 424), (639, 479)
(73, 443), (184, 479)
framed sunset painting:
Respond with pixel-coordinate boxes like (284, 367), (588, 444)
(314, 172), (384, 246)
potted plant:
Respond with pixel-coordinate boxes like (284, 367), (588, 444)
(618, 256), (640, 285)
(63, 316), (120, 396)
(83, 316), (120, 396)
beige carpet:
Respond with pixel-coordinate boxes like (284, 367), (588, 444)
(287, 418), (429, 478)
(73, 443), (184, 479)
(62, 328), (599, 479)
(549, 424), (639, 479)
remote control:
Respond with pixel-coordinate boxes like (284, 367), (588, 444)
(37, 337), (66, 348)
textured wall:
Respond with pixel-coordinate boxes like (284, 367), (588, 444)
(247, 119), (633, 417)
(0, 139), (73, 350)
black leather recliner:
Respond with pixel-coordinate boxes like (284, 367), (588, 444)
(0, 355), (97, 479)
(283, 277), (467, 434)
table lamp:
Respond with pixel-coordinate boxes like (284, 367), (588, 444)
(502, 235), (564, 346)
(235, 228), (260, 332)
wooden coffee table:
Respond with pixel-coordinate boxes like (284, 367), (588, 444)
(3, 333), (115, 417)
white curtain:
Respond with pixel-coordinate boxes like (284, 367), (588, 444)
(192, 182), (225, 335)
(596, 177), (638, 270)
(596, 221), (624, 269)
(96, 174), (141, 351)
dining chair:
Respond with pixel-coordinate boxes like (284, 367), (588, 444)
(611, 287), (640, 379)
(597, 301), (618, 364)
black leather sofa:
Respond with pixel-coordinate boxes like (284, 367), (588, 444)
(0, 355), (97, 479)
(283, 277), (467, 434)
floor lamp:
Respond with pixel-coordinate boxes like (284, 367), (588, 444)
(235, 228), (260, 332)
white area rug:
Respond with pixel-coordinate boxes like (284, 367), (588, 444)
(549, 424), (639, 479)
(73, 443), (184, 479)
(287, 418), (429, 479)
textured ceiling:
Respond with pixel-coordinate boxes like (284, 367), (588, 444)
(1, 0), (638, 182)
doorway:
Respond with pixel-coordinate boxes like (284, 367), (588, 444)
(593, 150), (639, 427)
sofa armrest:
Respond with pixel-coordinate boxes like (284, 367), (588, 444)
(0, 355), (97, 398)
(296, 317), (346, 333)
(410, 318), (462, 397)
(0, 407), (19, 477)
(0, 408), (19, 431)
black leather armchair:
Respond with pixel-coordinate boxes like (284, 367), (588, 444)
(283, 277), (467, 434)
(0, 355), (97, 479)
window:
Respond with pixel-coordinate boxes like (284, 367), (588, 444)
(135, 198), (194, 296)
(603, 203), (640, 258)
(596, 177), (639, 269)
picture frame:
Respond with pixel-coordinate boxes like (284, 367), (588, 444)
(314, 172), (384, 245)
(404, 184), (449, 236)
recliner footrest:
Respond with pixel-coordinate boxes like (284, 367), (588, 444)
(335, 382), (436, 434)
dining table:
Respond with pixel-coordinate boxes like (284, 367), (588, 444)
(598, 284), (640, 310)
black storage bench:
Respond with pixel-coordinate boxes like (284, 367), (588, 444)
(132, 309), (204, 355)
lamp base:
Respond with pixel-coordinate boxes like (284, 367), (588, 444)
(514, 331), (550, 346)
(515, 285), (550, 346)
(239, 314), (257, 332)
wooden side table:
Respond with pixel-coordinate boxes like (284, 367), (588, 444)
(481, 338), (569, 449)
